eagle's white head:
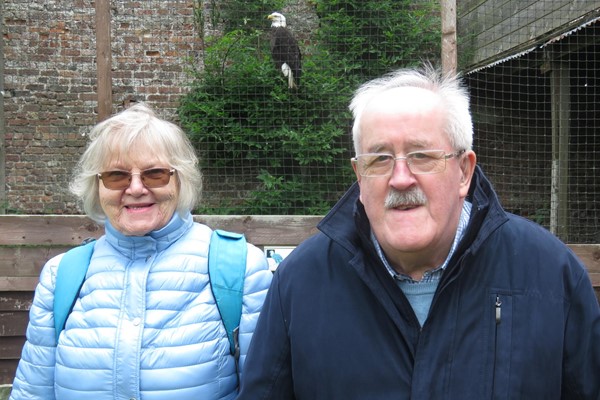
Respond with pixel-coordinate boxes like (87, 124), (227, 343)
(268, 12), (286, 28)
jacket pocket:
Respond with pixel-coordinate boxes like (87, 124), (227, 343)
(489, 291), (513, 400)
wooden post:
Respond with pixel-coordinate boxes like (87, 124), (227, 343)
(95, 0), (112, 121)
(0, 0), (6, 213)
(441, 0), (457, 75)
(549, 61), (570, 240)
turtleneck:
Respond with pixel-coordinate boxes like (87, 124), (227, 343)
(103, 212), (194, 259)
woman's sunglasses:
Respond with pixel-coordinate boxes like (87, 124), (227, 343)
(97, 168), (175, 190)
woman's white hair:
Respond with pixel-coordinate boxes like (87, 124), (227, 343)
(349, 63), (473, 154)
(70, 102), (202, 223)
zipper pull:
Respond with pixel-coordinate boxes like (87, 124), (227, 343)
(495, 295), (502, 324)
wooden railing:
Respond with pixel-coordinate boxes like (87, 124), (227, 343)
(0, 215), (598, 385)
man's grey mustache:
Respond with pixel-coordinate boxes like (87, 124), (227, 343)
(384, 188), (427, 209)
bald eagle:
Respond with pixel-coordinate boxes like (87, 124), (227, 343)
(267, 12), (302, 89)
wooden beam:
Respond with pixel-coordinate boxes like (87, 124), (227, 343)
(0, 215), (103, 246)
(0, 216), (598, 291)
(0, 277), (39, 292)
(0, 215), (321, 247)
(441, 0), (457, 75)
(95, 0), (112, 121)
(0, 0), (6, 214)
(569, 244), (600, 287)
(549, 60), (570, 240)
(194, 215), (322, 247)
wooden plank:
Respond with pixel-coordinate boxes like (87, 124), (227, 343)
(194, 215), (321, 246)
(0, 337), (26, 360)
(0, 216), (597, 289)
(0, 215), (103, 246)
(0, 247), (68, 277)
(0, 215), (321, 247)
(95, 0), (112, 121)
(0, 313), (28, 337)
(458, 0), (600, 68)
(0, 292), (32, 312)
(0, 359), (18, 386)
(442, 0), (458, 75)
(590, 274), (600, 288)
(569, 244), (600, 287)
(0, 0), (6, 216)
(550, 62), (570, 239)
(569, 244), (600, 272)
(0, 278), (38, 292)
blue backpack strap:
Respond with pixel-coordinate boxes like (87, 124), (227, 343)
(208, 229), (247, 360)
(53, 240), (96, 344)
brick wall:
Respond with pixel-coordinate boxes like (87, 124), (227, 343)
(1, 0), (203, 213)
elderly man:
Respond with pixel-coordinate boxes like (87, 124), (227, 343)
(238, 64), (600, 399)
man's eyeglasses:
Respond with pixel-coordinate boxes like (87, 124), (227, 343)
(352, 149), (465, 177)
(97, 168), (175, 190)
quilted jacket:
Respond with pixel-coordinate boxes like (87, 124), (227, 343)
(10, 212), (273, 400)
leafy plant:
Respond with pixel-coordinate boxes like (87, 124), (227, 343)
(180, 0), (440, 214)
(314, 0), (441, 78)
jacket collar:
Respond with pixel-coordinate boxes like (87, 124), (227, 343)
(317, 181), (363, 253)
(318, 166), (509, 257)
(104, 212), (194, 259)
(461, 165), (508, 254)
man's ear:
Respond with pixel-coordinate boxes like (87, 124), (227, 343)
(459, 150), (477, 197)
(352, 159), (362, 184)
(351, 159), (365, 203)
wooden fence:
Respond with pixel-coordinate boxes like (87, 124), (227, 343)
(0, 214), (320, 385)
(0, 215), (599, 385)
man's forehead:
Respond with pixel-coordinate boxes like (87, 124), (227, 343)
(365, 86), (440, 113)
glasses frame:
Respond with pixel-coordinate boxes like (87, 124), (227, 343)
(352, 149), (466, 177)
(97, 168), (175, 190)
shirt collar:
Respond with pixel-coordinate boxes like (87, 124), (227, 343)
(372, 200), (472, 283)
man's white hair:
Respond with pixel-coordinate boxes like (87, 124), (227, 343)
(349, 63), (473, 155)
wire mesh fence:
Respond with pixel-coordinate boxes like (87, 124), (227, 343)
(180, 0), (441, 215)
(1, 0), (598, 243)
(462, 5), (600, 244)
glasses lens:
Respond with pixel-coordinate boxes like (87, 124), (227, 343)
(99, 170), (131, 190)
(358, 154), (393, 177)
(98, 168), (174, 190)
(140, 168), (173, 188)
(407, 151), (445, 174)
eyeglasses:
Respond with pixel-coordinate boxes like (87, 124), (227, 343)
(97, 168), (175, 190)
(352, 149), (465, 177)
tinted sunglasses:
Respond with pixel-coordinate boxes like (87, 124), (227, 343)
(97, 168), (175, 190)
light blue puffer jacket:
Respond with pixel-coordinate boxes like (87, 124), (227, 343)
(10, 212), (273, 400)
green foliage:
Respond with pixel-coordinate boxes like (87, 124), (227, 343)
(180, 28), (356, 214)
(180, 0), (441, 214)
(220, 0), (285, 32)
(0, 385), (12, 400)
(0, 200), (22, 214)
(195, 0), (285, 35)
(315, 0), (441, 78)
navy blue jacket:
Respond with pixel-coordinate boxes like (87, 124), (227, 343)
(239, 167), (600, 400)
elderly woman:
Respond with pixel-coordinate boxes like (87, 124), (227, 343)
(10, 103), (273, 399)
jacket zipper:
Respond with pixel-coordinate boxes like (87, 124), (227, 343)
(491, 294), (502, 397)
(495, 295), (502, 324)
